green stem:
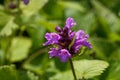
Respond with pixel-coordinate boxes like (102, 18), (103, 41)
(69, 58), (77, 80)
(22, 47), (48, 65)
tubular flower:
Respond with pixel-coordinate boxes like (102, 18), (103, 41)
(43, 17), (92, 62)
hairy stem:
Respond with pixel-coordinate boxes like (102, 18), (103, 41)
(69, 58), (77, 80)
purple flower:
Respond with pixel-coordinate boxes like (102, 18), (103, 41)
(75, 30), (92, 48)
(58, 49), (71, 62)
(43, 33), (61, 46)
(65, 17), (76, 28)
(44, 17), (92, 62)
(48, 48), (71, 62)
(22, 0), (29, 5)
(48, 48), (60, 58)
(71, 30), (92, 53)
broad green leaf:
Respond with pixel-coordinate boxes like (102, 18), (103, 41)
(42, 0), (65, 19)
(58, 1), (85, 12)
(108, 32), (120, 42)
(20, 0), (48, 17)
(75, 12), (95, 32)
(0, 11), (12, 26)
(50, 70), (73, 80)
(8, 37), (32, 62)
(106, 61), (120, 80)
(90, 38), (118, 59)
(109, 48), (120, 61)
(18, 70), (39, 80)
(26, 71), (39, 80)
(91, 0), (120, 35)
(39, 20), (56, 32)
(27, 26), (46, 50)
(0, 65), (39, 80)
(0, 17), (18, 36)
(74, 60), (109, 79)
(0, 65), (18, 80)
(23, 53), (50, 75)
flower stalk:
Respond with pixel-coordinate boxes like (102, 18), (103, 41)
(69, 58), (77, 80)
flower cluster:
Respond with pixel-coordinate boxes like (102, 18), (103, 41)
(44, 17), (92, 62)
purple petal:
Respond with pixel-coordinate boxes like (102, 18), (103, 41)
(43, 33), (60, 46)
(72, 38), (92, 52)
(72, 45), (82, 53)
(84, 34), (89, 38)
(71, 30), (92, 53)
(75, 38), (87, 44)
(55, 26), (61, 32)
(65, 17), (76, 28)
(58, 49), (71, 62)
(48, 48), (60, 58)
(23, 0), (29, 5)
(76, 30), (85, 39)
(82, 41), (92, 48)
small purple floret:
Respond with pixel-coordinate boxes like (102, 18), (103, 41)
(58, 49), (71, 62)
(43, 33), (61, 46)
(65, 17), (76, 28)
(22, 0), (29, 5)
(48, 48), (60, 58)
(71, 30), (92, 53)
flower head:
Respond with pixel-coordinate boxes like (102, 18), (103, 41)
(44, 17), (92, 62)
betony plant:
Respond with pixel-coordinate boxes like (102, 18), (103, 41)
(43, 17), (92, 80)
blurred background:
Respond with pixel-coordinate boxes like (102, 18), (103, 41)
(0, 0), (120, 80)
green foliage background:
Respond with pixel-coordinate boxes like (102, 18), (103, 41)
(0, 0), (120, 80)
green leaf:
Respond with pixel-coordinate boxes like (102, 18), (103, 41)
(23, 53), (50, 75)
(0, 11), (12, 26)
(109, 48), (120, 61)
(20, 0), (48, 17)
(90, 38), (118, 59)
(39, 20), (56, 32)
(0, 65), (39, 80)
(0, 65), (18, 80)
(27, 26), (45, 50)
(0, 17), (18, 36)
(50, 70), (73, 80)
(26, 71), (39, 80)
(74, 60), (109, 79)
(19, 70), (39, 80)
(106, 61), (120, 80)
(59, 1), (85, 12)
(91, 0), (120, 35)
(8, 37), (32, 62)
